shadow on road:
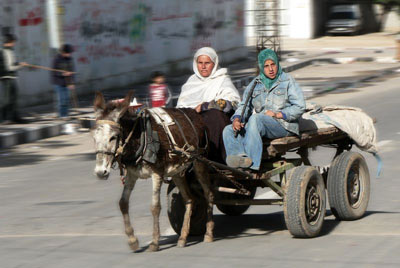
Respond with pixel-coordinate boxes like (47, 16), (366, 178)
(136, 213), (287, 252)
(213, 212), (286, 239)
(133, 211), (398, 252)
(362, 210), (400, 217)
(75, 152), (96, 161)
(0, 150), (49, 167)
(0, 140), (85, 168)
(35, 140), (78, 149)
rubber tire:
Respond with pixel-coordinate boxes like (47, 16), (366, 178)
(167, 182), (207, 236)
(284, 166), (326, 238)
(327, 151), (370, 221)
(216, 181), (257, 216)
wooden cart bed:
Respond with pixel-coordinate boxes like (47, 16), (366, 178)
(263, 127), (350, 158)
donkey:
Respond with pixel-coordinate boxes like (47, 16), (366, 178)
(92, 91), (214, 251)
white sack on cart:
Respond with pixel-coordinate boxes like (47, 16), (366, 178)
(299, 103), (378, 154)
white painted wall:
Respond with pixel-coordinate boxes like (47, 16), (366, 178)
(244, 0), (314, 45)
(287, 0), (313, 39)
(380, 6), (400, 33)
(1, 0), (246, 106)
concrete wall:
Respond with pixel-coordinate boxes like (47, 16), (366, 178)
(1, 0), (246, 106)
(377, 5), (400, 33)
(59, 0), (246, 97)
(0, 0), (53, 107)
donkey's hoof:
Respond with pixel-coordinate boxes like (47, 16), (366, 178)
(147, 243), (159, 252)
(128, 239), (139, 251)
(204, 235), (213, 243)
(177, 239), (186, 248)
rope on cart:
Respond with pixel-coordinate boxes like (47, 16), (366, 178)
(170, 149), (252, 196)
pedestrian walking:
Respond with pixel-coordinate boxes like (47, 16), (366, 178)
(0, 33), (27, 123)
(148, 71), (171, 108)
(52, 44), (75, 118)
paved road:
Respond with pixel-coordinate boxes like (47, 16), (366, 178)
(1, 75), (400, 267)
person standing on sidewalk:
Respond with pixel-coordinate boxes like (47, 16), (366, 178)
(0, 34), (27, 123)
(51, 44), (75, 118)
(148, 71), (172, 107)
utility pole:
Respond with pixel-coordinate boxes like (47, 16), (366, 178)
(254, 0), (282, 59)
(46, 0), (61, 50)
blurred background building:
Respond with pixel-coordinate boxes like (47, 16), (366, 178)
(0, 0), (399, 107)
(245, 0), (399, 42)
(0, 0), (247, 107)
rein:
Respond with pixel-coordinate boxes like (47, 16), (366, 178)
(95, 115), (145, 175)
(94, 119), (121, 156)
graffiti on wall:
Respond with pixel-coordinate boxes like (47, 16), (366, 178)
(19, 7), (43, 26)
(61, 1), (152, 65)
(193, 12), (225, 38)
(78, 41), (144, 62)
(1, 0), (245, 105)
(150, 7), (192, 43)
(61, 0), (244, 75)
(190, 3), (244, 51)
(80, 20), (129, 39)
(15, 1), (49, 70)
(129, 3), (150, 42)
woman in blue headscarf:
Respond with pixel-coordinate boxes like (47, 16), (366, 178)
(223, 48), (306, 170)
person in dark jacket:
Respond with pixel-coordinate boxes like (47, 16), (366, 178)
(52, 44), (75, 118)
(0, 34), (27, 123)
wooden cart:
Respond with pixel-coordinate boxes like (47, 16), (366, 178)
(167, 126), (371, 238)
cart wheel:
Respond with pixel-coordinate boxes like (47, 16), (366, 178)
(284, 166), (326, 238)
(327, 151), (370, 220)
(216, 183), (257, 216)
(167, 182), (207, 236)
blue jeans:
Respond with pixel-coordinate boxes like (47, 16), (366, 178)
(223, 114), (290, 170)
(54, 85), (70, 117)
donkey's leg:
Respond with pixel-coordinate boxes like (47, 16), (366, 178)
(172, 176), (194, 248)
(148, 173), (163, 252)
(119, 176), (139, 251)
(193, 161), (214, 243)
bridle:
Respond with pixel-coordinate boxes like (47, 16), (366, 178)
(94, 120), (121, 157)
(94, 112), (147, 175)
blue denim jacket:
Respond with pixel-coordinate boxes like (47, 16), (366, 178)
(232, 72), (306, 135)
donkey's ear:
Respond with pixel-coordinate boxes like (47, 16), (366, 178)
(94, 91), (105, 117)
(118, 90), (134, 118)
(122, 90), (134, 108)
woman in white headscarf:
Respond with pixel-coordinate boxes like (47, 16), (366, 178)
(177, 47), (240, 163)
(177, 47), (240, 110)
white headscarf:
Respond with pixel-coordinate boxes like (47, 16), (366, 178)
(176, 47), (240, 108)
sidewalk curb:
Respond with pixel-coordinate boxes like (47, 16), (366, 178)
(0, 122), (64, 149)
(303, 65), (400, 98)
(0, 55), (398, 149)
(232, 56), (398, 89)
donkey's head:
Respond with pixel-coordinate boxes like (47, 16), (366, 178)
(92, 91), (133, 179)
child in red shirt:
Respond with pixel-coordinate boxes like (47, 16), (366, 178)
(149, 71), (171, 108)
